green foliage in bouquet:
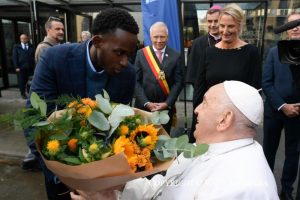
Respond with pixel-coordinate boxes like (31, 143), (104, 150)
(3, 91), (209, 172)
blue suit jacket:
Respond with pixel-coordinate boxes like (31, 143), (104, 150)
(29, 41), (136, 112)
(262, 46), (300, 113)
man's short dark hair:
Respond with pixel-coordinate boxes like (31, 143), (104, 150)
(206, 8), (222, 16)
(45, 16), (63, 30)
(92, 8), (139, 36)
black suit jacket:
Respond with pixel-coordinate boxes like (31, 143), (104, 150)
(186, 34), (219, 84)
(12, 43), (35, 69)
(134, 45), (184, 110)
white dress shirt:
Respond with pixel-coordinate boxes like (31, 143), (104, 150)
(120, 138), (279, 200)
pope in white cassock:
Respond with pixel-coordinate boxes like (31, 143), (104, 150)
(71, 80), (280, 200)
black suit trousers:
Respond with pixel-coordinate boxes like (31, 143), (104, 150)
(17, 68), (33, 95)
(263, 102), (300, 194)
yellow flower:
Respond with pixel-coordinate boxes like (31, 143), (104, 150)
(119, 125), (129, 135)
(77, 106), (92, 117)
(130, 124), (158, 150)
(89, 143), (99, 154)
(142, 136), (152, 146)
(81, 98), (97, 109)
(46, 140), (60, 156)
(85, 106), (92, 117)
(113, 136), (134, 157)
(67, 138), (78, 152)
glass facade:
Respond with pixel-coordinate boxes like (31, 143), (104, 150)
(0, 0), (299, 89)
(182, 0), (299, 60)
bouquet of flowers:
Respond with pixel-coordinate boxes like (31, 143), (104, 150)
(5, 91), (209, 191)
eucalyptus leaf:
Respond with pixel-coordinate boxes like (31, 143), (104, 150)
(108, 125), (118, 139)
(32, 120), (50, 127)
(183, 143), (195, 158)
(194, 144), (209, 157)
(164, 138), (177, 150)
(150, 111), (170, 125)
(110, 104), (134, 117)
(162, 146), (175, 158)
(88, 111), (110, 131)
(158, 110), (170, 125)
(108, 116), (123, 128)
(155, 135), (170, 149)
(158, 135), (170, 141)
(154, 149), (169, 161)
(103, 89), (110, 100)
(175, 135), (189, 153)
(95, 94), (112, 114)
(108, 104), (134, 127)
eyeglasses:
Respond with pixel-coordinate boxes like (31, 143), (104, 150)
(47, 16), (62, 22)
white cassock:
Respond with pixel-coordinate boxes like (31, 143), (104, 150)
(119, 138), (279, 200)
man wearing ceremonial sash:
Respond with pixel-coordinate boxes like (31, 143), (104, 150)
(134, 21), (184, 133)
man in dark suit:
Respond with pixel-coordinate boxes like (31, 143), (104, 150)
(134, 21), (184, 133)
(186, 5), (222, 142)
(12, 33), (34, 99)
(26, 8), (139, 200)
(186, 5), (222, 85)
(262, 10), (300, 200)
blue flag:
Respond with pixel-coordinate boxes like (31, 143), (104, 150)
(141, 0), (181, 52)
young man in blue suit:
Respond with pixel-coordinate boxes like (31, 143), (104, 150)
(12, 33), (35, 99)
(262, 10), (300, 200)
(27, 8), (139, 200)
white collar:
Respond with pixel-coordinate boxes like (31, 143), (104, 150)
(200, 138), (254, 161)
(153, 46), (166, 53)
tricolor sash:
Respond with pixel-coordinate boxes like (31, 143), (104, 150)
(142, 46), (170, 96)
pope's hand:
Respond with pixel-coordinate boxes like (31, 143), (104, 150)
(70, 185), (124, 200)
(47, 109), (74, 123)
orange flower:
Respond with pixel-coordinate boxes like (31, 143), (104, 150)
(46, 140), (60, 156)
(113, 136), (134, 157)
(67, 138), (78, 152)
(136, 154), (148, 168)
(145, 160), (153, 170)
(132, 142), (141, 154)
(119, 125), (129, 135)
(130, 124), (158, 150)
(81, 98), (97, 109)
(141, 148), (151, 159)
(127, 155), (138, 172)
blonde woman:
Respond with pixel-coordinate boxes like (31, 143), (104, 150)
(191, 3), (261, 141)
